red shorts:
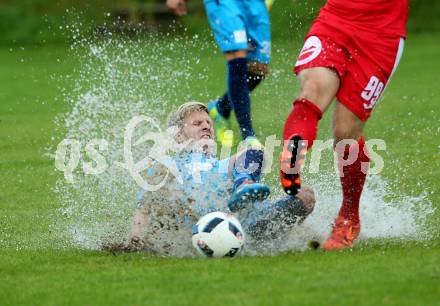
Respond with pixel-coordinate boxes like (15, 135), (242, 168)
(294, 20), (405, 121)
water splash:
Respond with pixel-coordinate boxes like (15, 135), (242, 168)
(279, 173), (435, 253)
(52, 29), (218, 250)
(52, 29), (435, 256)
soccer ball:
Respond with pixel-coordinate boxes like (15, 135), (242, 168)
(192, 211), (245, 258)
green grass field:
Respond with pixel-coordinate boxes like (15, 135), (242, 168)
(1, 33), (439, 305)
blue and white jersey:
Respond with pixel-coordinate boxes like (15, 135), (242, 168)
(136, 151), (232, 216)
(175, 152), (230, 188)
(135, 151), (310, 251)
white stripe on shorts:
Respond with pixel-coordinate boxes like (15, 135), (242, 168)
(384, 38), (405, 91)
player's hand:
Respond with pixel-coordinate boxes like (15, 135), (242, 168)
(127, 236), (144, 250)
(166, 0), (187, 16)
(296, 185), (315, 214)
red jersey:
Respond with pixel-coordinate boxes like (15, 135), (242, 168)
(318, 0), (408, 38)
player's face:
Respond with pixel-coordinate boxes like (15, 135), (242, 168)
(182, 111), (214, 142)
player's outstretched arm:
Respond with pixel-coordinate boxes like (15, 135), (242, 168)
(128, 205), (152, 250)
(227, 148), (265, 178)
(295, 185), (316, 216)
(166, 0), (187, 16)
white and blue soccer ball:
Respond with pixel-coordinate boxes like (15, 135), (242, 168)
(192, 211), (245, 258)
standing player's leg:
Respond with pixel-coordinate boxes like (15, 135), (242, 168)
(239, 0), (271, 143)
(224, 50), (256, 140)
(321, 103), (367, 250)
(280, 35), (349, 196)
(208, 49), (249, 145)
(322, 37), (404, 250)
(210, 61), (268, 147)
(207, 0), (271, 146)
(204, 0), (252, 145)
(280, 67), (340, 195)
(213, 60), (269, 121)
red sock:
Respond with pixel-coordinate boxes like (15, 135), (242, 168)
(336, 137), (369, 223)
(283, 98), (322, 149)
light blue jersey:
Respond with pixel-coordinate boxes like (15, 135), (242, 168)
(175, 152), (230, 187)
(136, 151), (309, 242)
(204, 0), (271, 64)
(136, 152), (231, 215)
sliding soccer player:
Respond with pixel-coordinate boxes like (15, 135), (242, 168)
(128, 102), (315, 254)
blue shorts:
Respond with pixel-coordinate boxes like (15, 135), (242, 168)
(204, 0), (271, 64)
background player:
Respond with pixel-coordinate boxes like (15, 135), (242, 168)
(166, 0), (271, 147)
(280, 0), (408, 250)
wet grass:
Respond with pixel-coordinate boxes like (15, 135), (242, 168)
(0, 34), (439, 305)
(1, 246), (439, 306)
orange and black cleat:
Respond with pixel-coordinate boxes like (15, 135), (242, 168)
(321, 216), (361, 250)
(280, 135), (307, 196)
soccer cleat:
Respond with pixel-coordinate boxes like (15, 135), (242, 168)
(228, 180), (270, 212)
(321, 215), (361, 250)
(208, 100), (234, 147)
(280, 135), (307, 196)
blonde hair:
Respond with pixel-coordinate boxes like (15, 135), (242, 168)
(167, 101), (209, 130)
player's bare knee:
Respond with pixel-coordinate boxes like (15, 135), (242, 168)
(248, 61), (269, 78)
(299, 70), (328, 98)
(333, 125), (351, 144)
(299, 78), (322, 103)
(333, 124), (363, 145)
(298, 68), (340, 110)
(333, 105), (365, 144)
(333, 124), (354, 145)
(333, 116), (364, 145)
(224, 49), (247, 61)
